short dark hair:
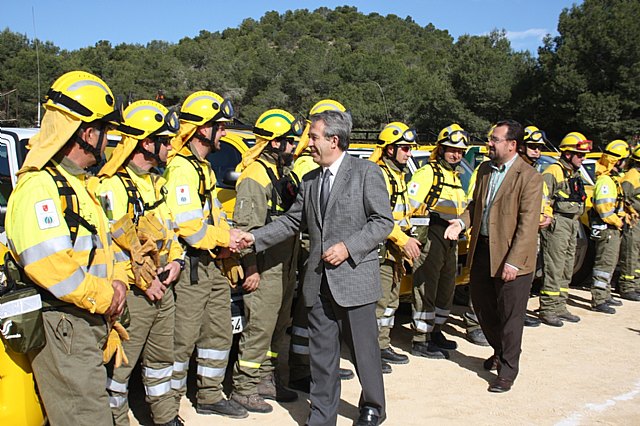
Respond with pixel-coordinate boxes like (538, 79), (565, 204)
(495, 119), (524, 146)
(309, 110), (352, 151)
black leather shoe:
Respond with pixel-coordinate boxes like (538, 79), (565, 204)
(482, 355), (499, 371)
(289, 376), (310, 393)
(431, 331), (458, 350)
(353, 406), (386, 426)
(380, 347), (409, 364)
(620, 291), (640, 301)
(340, 368), (355, 380)
(411, 341), (450, 359)
(524, 315), (541, 327)
(606, 297), (623, 306)
(466, 328), (489, 346)
(488, 377), (513, 393)
(381, 360), (392, 374)
(593, 303), (616, 314)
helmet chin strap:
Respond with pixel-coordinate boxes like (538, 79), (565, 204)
(193, 123), (220, 152)
(74, 123), (105, 166)
(136, 140), (164, 166)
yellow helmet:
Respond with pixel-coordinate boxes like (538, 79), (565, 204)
(118, 100), (180, 140)
(253, 109), (305, 141)
(43, 70), (122, 124)
(604, 139), (630, 159)
(309, 99), (346, 115)
(559, 132), (592, 153)
(179, 90), (234, 125)
(631, 145), (640, 161)
(377, 122), (418, 146)
(438, 123), (469, 149)
(524, 125), (546, 145)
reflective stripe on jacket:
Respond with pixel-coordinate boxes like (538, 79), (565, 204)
(6, 160), (126, 313)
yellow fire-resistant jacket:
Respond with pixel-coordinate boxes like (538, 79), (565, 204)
(620, 167), (640, 213)
(5, 159), (127, 313)
(290, 153), (319, 186)
(542, 158), (585, 216)
(163, 146), (230, 251)
(407, 160), (467, 222)
(376, 157), (412, 249)
(593, 172), (624, 229)
(96, 164), (183, 288)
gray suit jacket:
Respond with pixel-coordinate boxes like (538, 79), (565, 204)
(253, 153), (394, 307)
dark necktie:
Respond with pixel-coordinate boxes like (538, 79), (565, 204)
(320, 169), (331, 219)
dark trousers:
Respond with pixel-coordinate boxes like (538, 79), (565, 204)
(470, 238), (532, 382)
(306, 278), (385, 426)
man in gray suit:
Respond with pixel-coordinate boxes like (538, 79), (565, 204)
(237, 110), (393, 426)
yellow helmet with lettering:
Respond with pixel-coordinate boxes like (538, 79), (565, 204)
(43, 70), (122, 124)
(559, 132), (592, 153)
(438, 123), (469, 149)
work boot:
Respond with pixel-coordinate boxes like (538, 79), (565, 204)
(592, 303), (616, 314)
(230, 392), (273, 413)
(380, 347), (409, 364)
(620, 291), (640, 301)
(288, 376), (310, 393)
(196, 399), (248, 419)
(339, 367), (355, 380)
(606, 297), (623, 307)
(156, 416), (185, 426)
(258, 372), (298, 402)
(524, 315), (541, 327)
(466, 328), (489, 346)
(431, 331), (457, 350)
(557, 310), (580, 323)
(411, 341), (450, 359)
(381, 360), (392, 374)
(539, 313), (563, 327)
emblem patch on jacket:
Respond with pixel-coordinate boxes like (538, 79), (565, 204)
(35, 199), (60, 230)
(408, 182), (420, 196)
(176, 185), (191, 205)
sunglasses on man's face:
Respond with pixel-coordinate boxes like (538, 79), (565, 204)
(527, 144), (542, 151)
(397, 145), (412, 152)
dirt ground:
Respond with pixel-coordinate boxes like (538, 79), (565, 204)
(129, 287), (640, 425)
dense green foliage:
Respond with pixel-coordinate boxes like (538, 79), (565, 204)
(1, 1), (638, 146)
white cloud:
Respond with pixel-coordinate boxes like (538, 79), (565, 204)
(505, 28), (548, 41)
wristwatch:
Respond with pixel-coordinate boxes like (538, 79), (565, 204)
(173, 258), (186, 270)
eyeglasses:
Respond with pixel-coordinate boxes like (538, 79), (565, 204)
(573, 152), (586, 158)
(527, 144), (542, 151)
(397, 145), (412, 152)
(489, 136), (512, 144)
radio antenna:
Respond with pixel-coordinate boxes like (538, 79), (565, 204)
(32, 6), (42, 127)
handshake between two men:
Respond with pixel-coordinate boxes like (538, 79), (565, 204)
(227, 228), (352, 266)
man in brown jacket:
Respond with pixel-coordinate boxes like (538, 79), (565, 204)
(445, 119), (542, 393)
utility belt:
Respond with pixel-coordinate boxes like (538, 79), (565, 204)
(183, 243), (222, 285)
(555, 211), (580, 220)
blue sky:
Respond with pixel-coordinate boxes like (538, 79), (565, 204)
(3, 0), (581, 54)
